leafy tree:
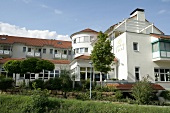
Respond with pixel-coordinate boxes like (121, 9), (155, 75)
(3, 60), (21, 75)
(91, 31), (114, 74)
(3, 60), (21, 84)
(131, 76), (153, 104)
(36, 60), (55, 72)
(20, 58), (40, 73)
(60, 69), (72, 98)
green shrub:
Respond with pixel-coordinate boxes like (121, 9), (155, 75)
(0, 77), (14, 91)
(115, 90), (123, 100)
(160, 90), (170, 100)
(23, 82), (50, 113)
(29, 79), (44, 89)
(132, 76), (153, 105)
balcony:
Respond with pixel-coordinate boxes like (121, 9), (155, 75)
(27, 52), (34, 57)
(153, 51), (170, 62)
(0, 50), (11, 56)
(62, 54), (67, 59)
(34, 52), (41, 57)
(54, 53), (61, 59)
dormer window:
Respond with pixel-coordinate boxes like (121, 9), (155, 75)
(57, 42), (62, 44)
(1, 37), (7, 40)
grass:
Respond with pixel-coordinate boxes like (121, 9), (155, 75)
(0, 94), (170, 113)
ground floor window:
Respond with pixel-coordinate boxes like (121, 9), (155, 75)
(135, 67), (140, 81)
(154, 68), (170, 81)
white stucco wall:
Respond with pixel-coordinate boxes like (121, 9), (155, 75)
(71, 32), (98, 57)
(113, 32), (128, 80)
(126, 32), (153, 82)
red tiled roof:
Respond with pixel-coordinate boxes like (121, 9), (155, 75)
(0, 35), (71, 49)
(74, 55), (90, 60)
(150, 33), (170, 39)
(70, 28), (98, 39)
(106, 83), (165, 90)
(0, 58), (25, 64)
(0, 58), (70, 64)
(48, 59), (70, 64)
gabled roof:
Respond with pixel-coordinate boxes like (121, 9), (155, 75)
(150, 33), (170, 39)
(0, 58), (70, 64)
(74, 55), (90, 60)
(0, 35), (71, 49)
(70, 28), (98, 39)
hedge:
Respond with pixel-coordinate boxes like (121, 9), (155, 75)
(0, 94), (170, 113)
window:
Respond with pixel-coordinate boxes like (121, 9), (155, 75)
(38, 49), (41, 52)
(152, 42), (159, 52)
(133, 42), (138, 51)
(135, 67), (140, 81)
(73, 39), (76, 44)
(54, 50), (57, 54)
(50, 49), (53, 54)
(85, 48), (88, 52)
(43, 49), (46, 53)
(76, 37), (80, 43)
(154, 68), (170, 81)
(73, 49), (75, 54)
(84, 36), (89, 42)
(76, 48), (79, 53)
(80, 48), (84, 53)
(63, 50), (67, 54)
(80, 37), (84, 42)
(28, 48), (31, 52)
(23, 47), (26, 52)
(68, 50), (71, 55)
(90, 36), (94, 42)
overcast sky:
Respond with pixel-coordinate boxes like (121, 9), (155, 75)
(0, 0), (170, 41)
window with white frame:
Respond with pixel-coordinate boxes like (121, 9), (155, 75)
(43, 48), (46, 53)
(133, 42), (138, 51)
(84, 36), (89, 42)
(50, 49), (53, 54)
(23, 47), (26, 52)
(80, 48), (84, 53)
(154, 68), (170, 81)
(85, 48), (88, 52)
(135, 67), (140, 81)
(28, 48), (31, 52)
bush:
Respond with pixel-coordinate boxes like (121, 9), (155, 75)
(131, 76), (153, 105)
(23, 82), (50, 113)
(44, 78), (62, 90)
(160, 90), (170, 100)
(115, 90), (123, 100)
(0, 77), (14, 91)
(29, 79), (44, 89)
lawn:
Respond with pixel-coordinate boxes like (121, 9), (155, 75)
(0, 94), (170, 113)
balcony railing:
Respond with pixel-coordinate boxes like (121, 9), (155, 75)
(0, 50), (10, 55)
(54, 53), (61, 59)
(153, 51), (170, 61)
(27, 52), (34, 57)
(62, 54), (67, 59)
(34, 52), (41, 57)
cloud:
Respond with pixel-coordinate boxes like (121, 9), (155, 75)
(40, 4), (49, 9)
(162, 0), (170, 2)
(0, 22), (71, 41)
(22, 0), (31, 4)
(54, 9), (62, 14)
(40, 4), (62, 15)
(158, 9), (166, 14)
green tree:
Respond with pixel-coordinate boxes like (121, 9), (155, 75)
(36, 60), (55, 72)
(60, 69), (72, 98)
(20, 58), (40, 73)
(91, 31), (114, 74)
(3, 60), (21, 84)
(131, 76), (153, 104)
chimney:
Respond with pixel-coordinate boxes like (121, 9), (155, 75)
(130, 8), (145, 21)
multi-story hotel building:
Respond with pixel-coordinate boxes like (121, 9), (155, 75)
(0, 35), (72, 85)
(0, 8), (170, 89)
